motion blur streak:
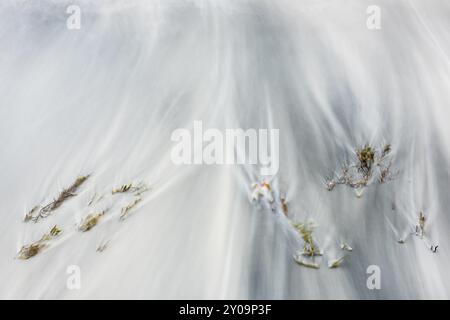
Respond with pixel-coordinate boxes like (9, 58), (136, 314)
(0, 0), (449, 299)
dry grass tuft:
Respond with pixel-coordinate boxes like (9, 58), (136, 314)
(292, 221), (323, 269)
(112, 183), (133, 194)
(78, 211), (106, 232)
(357, 145), (375, 174)
(112, 182), (150, 196)
(17, 243), (44, 260)
(292, 221), (322, 257)
(120, 198), (142, 221)
(30, 175), (90, 222)
(17, 225), (62, 259)
(48, 225), (62, 237)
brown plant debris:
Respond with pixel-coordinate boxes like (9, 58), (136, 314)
(381, 144), (392, 159)
(112, 183), (132, 194)
(281, 197), (289, 217)
(78, 211), (106, 232)
(326, 144), (397, 194)
(357, 145), (375, 174)
(120, 198), (142, 221)
(17, 225), (62, 260)
(17, 243), (44, 260)
(97, 241), (109, 253)
(48, 225), (62, 237)
(379, 162), (394, 183)
(30, 175), (90, 222)
(112, 182), (150, 196)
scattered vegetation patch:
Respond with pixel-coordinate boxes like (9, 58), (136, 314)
(20, 175), (153, 256)
(326, 144), (397, 195)
(17, 225), (62, 260)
